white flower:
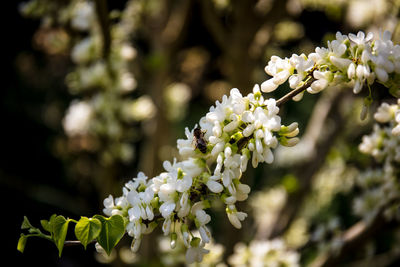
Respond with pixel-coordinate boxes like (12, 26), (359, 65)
(393, 110), (400, 136)
(63, 100), (93, 136)
(261, 78), (279, 92)
(177, 192), (190, 218)
(103, 195), (115, 216)
(162, 216), (172, 235)
(206, 175), (224, 193)
(374, 103), (394, 123)
(262, 30), (399, 97)
(228, 239), (300, 267)
(226, 205), (247, 229)
(71, 37), (96, 64)
(177, 127), (197, 158)
(71, 1), (95, 31)
(186, 239), (210, 264)
(308, 70), (332, 94)
(348, 31), (373, 46)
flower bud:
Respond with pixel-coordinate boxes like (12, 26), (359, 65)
(170, 233), (177, 249)
(261, 79), (279, 93)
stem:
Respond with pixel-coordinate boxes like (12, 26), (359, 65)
(64, 240), (85, 247)
(276, 77), (316, 107)
(94, 0), (111, 59)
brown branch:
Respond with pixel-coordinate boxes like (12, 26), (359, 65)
(64, 240), (88, 247)
(311, 198), (400, 267)
(94, 0), (111, 59)
(276, 77), (315, 107)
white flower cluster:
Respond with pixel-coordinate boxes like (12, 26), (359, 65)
(21, 0), (154, 163)
(355, 101), (400, 221)
(310, 217), (344, 254)
(359, 100), (400, 161)
(228, 239), (300, 267)
(261, 30), (400, 98)
(158, 234), (226, 266)
(103, 87), (300, 262)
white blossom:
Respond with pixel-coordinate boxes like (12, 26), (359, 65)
(102, 86), (300, 261)
(228, 239), (300, 267)
(63, 100), (93, 136)
(261, 30), (400, 97)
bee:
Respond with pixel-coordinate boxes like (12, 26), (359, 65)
(193, 127), (207, 153)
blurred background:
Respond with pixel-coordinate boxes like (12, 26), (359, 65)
(4, 0), (400, 266)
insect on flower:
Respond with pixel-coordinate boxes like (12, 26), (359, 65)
(193, 127), (207, 153)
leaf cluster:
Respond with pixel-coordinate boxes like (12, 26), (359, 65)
(18, 214), (125, 257)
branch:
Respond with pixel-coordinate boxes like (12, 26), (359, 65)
(311, 198), (400, 267)
(64, 240), (88, 247)
(94, 0), (111, 59)
(276, 77), (315, 107)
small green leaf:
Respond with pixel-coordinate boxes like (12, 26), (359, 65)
(41, 220), (51, 233)
(52, 215), (70, 257)
(17, 234), (28, 253)
(21, 216), (33, 230)
(94, 215), (125, 256)
(74, 217), (102, 249)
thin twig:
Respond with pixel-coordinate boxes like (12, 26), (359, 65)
(64, 240), (84, 247)
(276, 77), (316, 107)
(64, 240), (96, 247)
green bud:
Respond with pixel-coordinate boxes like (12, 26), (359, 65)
(190, 237), (201, 247)
(203, 199), (211, 209)
(231, 143), (238, 154)
(241, 148), (250, 158)
(194, 218), (201, 229)
(201, 172), (211, 183)
(194, 158), (206, 168)
(221, 132), (230, 142)
(172, 192), (179, 202)
(170, 233), (177, 249)
(181, 223), (189, 233)
(151, 197), (160, 208)
(221, 193), (228, 203)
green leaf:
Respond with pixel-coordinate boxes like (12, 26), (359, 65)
(93, 215), (125, 256)
(74, 217), (102, 249)
(17, 234), (28, 253)
(51, 215), (70, 257)
(40, 219), (52, 233)
(21, 216), (33, 230)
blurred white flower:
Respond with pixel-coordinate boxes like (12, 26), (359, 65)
(125, 95), (157, 121)
(63, 100), (93, 136)
(71, 1), (95, 31)
(228, 239), (300, 267)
